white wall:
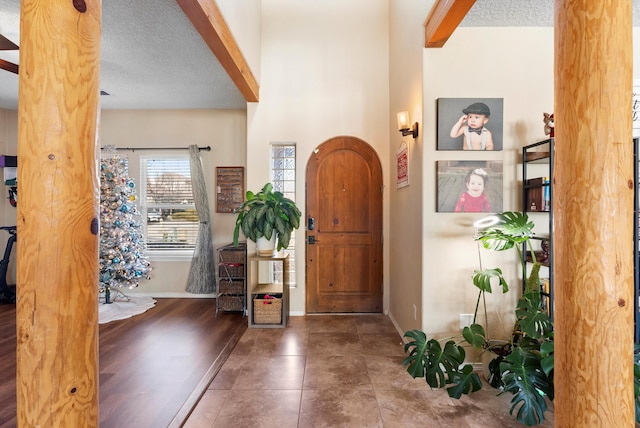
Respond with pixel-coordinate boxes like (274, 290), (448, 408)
(248, 0), (390, 315)
(216, 0), (262, 83)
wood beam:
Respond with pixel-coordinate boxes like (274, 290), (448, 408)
(176, 0), (259, 102)
(16, 0), (100, 426)
(554, 0), (634, 425)
(424, 0), (475, 48)
(0, 59), (18, 74)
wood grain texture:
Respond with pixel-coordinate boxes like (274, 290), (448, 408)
(424, 0), (476, 48)
(554, 0), (634, 426)
(16, 0), (101, 426)
(305, 137), (383, 313)
(176, 0), (259, 102)
(0, 299), (246, 427)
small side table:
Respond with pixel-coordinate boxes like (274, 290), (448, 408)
(247, 252), (289, 328)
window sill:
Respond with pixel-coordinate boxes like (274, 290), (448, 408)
(146, 251), (194, 262)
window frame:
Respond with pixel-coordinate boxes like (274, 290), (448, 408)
(270, 143), (297, 287)
(139, 153), (197, 261)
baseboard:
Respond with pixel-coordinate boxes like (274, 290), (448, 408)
(123, 291), (217, 299)
(387, 311), (409, 343)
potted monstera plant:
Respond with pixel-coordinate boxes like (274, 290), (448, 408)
(233, 182), (301, 255)
(403, 211), (555, 426)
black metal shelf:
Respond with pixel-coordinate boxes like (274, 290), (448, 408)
(522, 138), (554, 319)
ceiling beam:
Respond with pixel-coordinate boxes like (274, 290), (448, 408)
(0, 59), (18, 75)
(176, 0), (259, 102)
(424, 0), (476, 48)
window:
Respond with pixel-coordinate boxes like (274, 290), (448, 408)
(271, 144), (297, 285)
(140, 156), (198, 255)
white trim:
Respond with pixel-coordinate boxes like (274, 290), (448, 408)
(147, 251), (194, 262)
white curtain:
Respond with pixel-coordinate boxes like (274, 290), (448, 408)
(186, 145), (215, 294)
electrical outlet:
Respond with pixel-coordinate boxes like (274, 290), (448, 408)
(459, 313), (474, 329)
(413, 304), (417, 320)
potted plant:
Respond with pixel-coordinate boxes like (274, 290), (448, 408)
(233, 182), (302, 255)
(403, 211), (555, 426)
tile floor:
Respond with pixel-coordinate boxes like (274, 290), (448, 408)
(183, 314), (554, 427)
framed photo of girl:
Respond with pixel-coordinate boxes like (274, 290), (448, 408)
(437, 160), (503, 213)
(437, 98), (504, 151)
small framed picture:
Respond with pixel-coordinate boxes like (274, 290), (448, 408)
(216, 167), (244, 213)
(437, 98), (504, 151)
(436, 160), (503, 213)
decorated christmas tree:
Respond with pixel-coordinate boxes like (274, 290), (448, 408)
(99, 156), (151, 303)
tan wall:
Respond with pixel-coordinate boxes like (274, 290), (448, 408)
(100, 109), (246, 296)
(387, 0), (433, 332)
(422, 27), (555, 339)
(0, 109), (246, 297)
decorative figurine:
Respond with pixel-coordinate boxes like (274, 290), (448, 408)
(543, 112), (554, 138)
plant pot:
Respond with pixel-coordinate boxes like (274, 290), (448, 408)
(256, 235), (277, 256)
(482, 349), (499, 381)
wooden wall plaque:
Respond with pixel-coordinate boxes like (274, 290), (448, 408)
(216, 167), (244, 213)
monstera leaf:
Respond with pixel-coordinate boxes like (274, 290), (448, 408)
(472, 267), (508, 293)
(476, 211), (535, 251)
(516, 292), (553, 340)
(403, 329), (480, 398)
(500, 347), (553, 426)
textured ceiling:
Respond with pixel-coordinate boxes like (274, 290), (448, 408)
(0, 1), (638, 110)
(462, 0), (640, 27)
(0, 0), (246, 110)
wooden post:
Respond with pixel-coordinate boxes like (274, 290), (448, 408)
(16, 1), (101, 426)
(554, 0), (634, 426)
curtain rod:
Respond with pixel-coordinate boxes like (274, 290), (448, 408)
(101, 145), (211, 152)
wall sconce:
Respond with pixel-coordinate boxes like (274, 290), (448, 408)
(397, 111), (419, 138)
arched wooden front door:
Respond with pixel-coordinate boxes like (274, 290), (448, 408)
(305, 136), (383, 313)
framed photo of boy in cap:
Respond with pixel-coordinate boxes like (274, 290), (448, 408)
(437, 98), (504, 151)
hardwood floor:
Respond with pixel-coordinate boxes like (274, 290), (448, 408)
(0, 298), (246, 428)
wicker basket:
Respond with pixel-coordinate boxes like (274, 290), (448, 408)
(218, 295), (244, 312)
(219, 263), (244, 278)
(253, 296), (282, 324)
(218, 248), (245, 264)
(218, 280), (244, 295)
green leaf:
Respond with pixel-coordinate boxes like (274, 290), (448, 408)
(472, 268), (508, 293)
(263, 221), (273, 240)
(403, 329), (429, 379)
(516, 292), (553, 339)
(424, 340), (465, 390)
(476, 211), (534, 251)
(462, 323), (486, 348)
(540, 340), (554, 378)
(447, 364), (483, 399)
(274, 216), (286, 236)
(403, 330), (477, 397)
(486, 353), (505, 388)
(500, 347), (553, 426)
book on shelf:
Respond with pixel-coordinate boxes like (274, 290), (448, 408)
(525, 177), (550, 212)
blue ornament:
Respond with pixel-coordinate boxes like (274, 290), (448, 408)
(113, 257), (120, 263)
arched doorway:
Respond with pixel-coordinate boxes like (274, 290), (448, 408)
(305, 136), (383, 313)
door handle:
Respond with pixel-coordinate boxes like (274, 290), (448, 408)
(307, 235), (316, 244)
